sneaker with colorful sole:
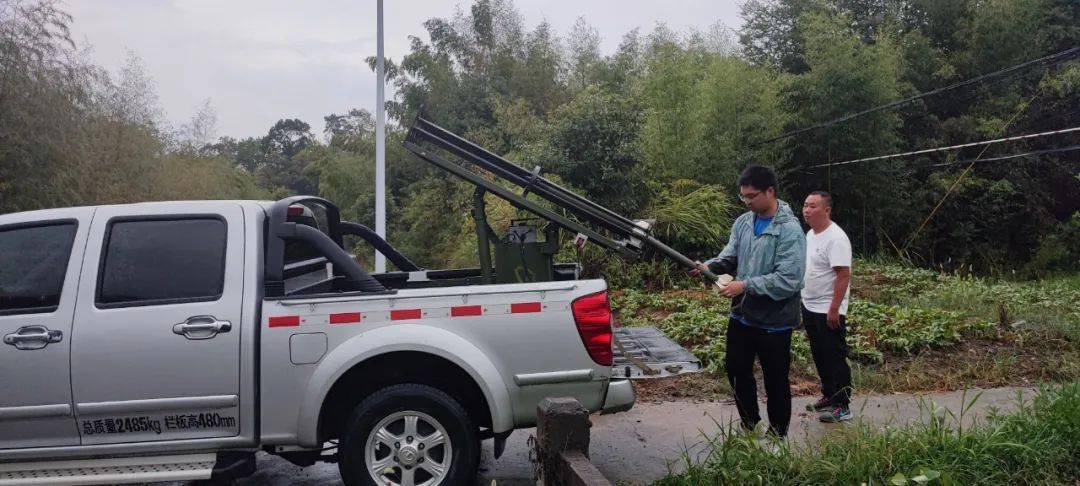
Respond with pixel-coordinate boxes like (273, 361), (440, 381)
(806, 397), (832, 412)
(819, 406), (852, 423)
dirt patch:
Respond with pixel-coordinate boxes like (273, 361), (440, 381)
(632, 367), (824, 403)
(632, 373), (730, 403)
(632, 332), (1079, 402)
(853, 332), (1080, 394)
(850, 270), (895, 301)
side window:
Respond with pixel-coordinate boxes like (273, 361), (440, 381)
(0, 222), (78, 315)
(97, 218), (227, 307)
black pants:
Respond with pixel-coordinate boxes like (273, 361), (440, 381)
(725, 318), (792, 437)
(802, 305), (853, 407)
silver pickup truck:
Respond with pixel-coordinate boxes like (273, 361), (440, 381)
(0, 196), (639, 486)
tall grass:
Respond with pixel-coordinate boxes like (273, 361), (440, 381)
(657, 383), (1080, 485)
(645, 180), (738, 251)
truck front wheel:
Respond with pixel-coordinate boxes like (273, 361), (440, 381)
(338, 383), (480, 486)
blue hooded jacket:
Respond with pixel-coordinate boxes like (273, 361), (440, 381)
(704, 200), (806, 330)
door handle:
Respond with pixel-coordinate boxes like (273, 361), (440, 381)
(172, 316), (232, 340)
(3, 325), (63, 350)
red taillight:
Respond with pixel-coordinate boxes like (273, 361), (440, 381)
(571, 291), (613, 366)
(287, 205), (305, 217)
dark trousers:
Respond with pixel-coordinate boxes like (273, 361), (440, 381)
(802, 305), (853, 407)
(725, 318), (792, 437)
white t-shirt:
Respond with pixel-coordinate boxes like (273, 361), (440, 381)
(802, 222), (852, 315)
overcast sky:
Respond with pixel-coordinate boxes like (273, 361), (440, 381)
(67, 1), (744, 140)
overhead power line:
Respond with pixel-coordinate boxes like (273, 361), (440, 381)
(748, 47), (1080, 148)
(902, 90), (1041, 252)
(808, 126), (1080, 169)
(927, 145), (1080, 168)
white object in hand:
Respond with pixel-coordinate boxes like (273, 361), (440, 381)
(715, 274), (733, 289)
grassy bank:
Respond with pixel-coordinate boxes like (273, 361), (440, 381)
(612, 259), (1080, 398)
(656, 383), (1080, 485)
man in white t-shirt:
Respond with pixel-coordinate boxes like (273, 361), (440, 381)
(801, 191), (853, 423)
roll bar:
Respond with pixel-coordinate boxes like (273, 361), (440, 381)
(264, 196), (389, 297)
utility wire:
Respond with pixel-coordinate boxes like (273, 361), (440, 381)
(748, 47), (1080, 148)
(901, 89), (1045, 252)
(807, 126), (1080, 168)
(927, 145), (1080, 168)
(891, 145), (1080, 177)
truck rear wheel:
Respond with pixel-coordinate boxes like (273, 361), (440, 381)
(338, 383), (480, 486)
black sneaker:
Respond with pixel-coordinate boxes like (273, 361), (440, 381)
(806, 397), (832, 412)
(819, 406), (852, 423)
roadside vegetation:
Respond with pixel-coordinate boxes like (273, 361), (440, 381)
(656, 382), (1080, 485)
(612, 259), (1080, 399)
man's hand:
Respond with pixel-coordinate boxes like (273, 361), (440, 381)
(721, 280), (746, 297)
(827, 307), (841, 330)
(689, 261), (709, 277)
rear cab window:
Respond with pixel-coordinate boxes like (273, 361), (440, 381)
(0, 222), (78, 315)
(96, 217), (227, 308)
(283, 204), (337, 294)
(284, 203), (331, 265)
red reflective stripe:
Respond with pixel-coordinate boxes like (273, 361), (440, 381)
(330, 312), (362, 324)
(451, 305), (483, 317)
(510, 302), (542, 314)
(390, 309), (422, 320)
(268, 316), (300, 327)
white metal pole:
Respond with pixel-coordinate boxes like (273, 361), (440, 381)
(374, 0), (387, 273)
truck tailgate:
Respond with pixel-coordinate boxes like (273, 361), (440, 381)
(611, 327), (702, 379)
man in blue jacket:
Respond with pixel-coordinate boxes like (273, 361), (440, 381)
(692, 165), (806, 439)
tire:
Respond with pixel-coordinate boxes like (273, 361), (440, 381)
(338, 383), (480, 486)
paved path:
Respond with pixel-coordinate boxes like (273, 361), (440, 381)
(229, 386), (1034, 485)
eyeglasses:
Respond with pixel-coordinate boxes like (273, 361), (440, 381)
(738, 191), (762, 203)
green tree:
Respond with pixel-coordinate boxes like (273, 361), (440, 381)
(535, 85), (648, 214)
(247, 118), (316, 195)
(637, 32), (708, 182)
(265, 118), (313, 159)
(1, 0), (86, 211)
(960, 0), (1047, 75)
(638, 35), (787, 187)
(739, 0), (820, 73)
(380, 0), (565, 141)
(783, 12), (909, 252)
(324, 108), (375, 148)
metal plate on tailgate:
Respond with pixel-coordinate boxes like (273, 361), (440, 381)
(612, 327), (701, 379)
